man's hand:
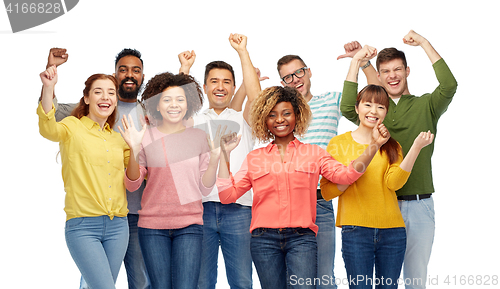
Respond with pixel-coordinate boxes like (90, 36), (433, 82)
(46, 48), (68, 69)
(353, 45), (378, 63)
(255, 67), (269, 82)
(403, 30), (427, 47)
(178, 50), (196, 73)
(229, 33), (248, 54)
(337, 41), (363, 60)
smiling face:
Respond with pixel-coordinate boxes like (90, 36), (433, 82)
(355, 100), (387, 128)
(377, 58), (410, 99)
(266, 101), (296, 144)
(157, 86), (188, 126)
(279, 59), (313, 102)
(115, 55), (144, 102)
(84, 79), (117, 126)
(203, 68), (235, 114)
(355, 85), (390, 129)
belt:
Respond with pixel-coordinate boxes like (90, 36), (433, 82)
(397, 194), (432, 201)
(317, 189), (324, 200)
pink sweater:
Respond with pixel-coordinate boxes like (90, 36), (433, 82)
(125, 127), (213, 229)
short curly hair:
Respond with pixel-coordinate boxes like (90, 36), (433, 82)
(141, 72), (203, 121)
(250, 86), (311, 142)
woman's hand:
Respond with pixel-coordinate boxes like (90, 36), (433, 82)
(118, 114), (147, 160)
(371, 120), (391, 148)
(412, 130), (434, 150)
(207, 125), (229, 157)
(220, 132), (241, 160)
(40, 65), (58, 88)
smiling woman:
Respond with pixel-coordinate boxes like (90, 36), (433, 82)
(37, 65), (130, 289)
(119, 71), (221, 289)
(213, 84), (392, 289)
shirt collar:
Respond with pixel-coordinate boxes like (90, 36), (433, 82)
(265, 137), (301, 153)
(80, 116), (113, 132)
(203, 107), (236, 117)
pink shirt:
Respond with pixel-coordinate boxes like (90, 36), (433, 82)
(217, 138), (363, 234)
(125, 127), (213, 229)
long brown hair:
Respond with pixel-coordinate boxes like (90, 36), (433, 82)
(71, 74), (119, 128)
(356, 85), (401, 164)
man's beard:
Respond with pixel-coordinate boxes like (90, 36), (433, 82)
(118, 77), (142, 100)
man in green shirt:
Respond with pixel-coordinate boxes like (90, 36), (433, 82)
(340, 30), (458, 289)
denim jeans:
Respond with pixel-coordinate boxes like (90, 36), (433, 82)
(398, 196), (435, 289)
(251, 227), (317, 289)
(341, 226), (406, 289)
(79, 214), (150, 289)
(65, 216), (129, 289)
(138, 224), (203, 289)
(198, 202), (252, 289)
(316, 199), (337, 289)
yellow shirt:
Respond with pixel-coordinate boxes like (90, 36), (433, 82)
(37, 103), (130, 221)
(320, 132), (410, 229)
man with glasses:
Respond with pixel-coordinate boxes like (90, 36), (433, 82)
(277, 50), (376, 289)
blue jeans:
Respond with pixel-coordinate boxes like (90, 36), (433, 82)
(138, 224), (203, 289)
(198, 202), (252, 289)
(398, 196), (435, 289)
(316, 199), (337, 289)
(251, 227), (317, 289)
(65, 216), (129, 289)
(341, 226), (406, 289)
(79, 214), (150, 289)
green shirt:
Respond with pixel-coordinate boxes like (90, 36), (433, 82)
(340, 59), (458, 196)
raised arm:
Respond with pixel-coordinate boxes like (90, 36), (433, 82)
(38, 65), (71, 142)
(42, 48), (76, 121)
(40, 65), (58, 113)
(229, 67), (268, 112)
(117, 114), (147, 182)
(338, 41), (379, 85)
(229, 33), (261, 124)
(403, 30), (441, 65)
(340, 46), (377, 124)
(178, 50), (196, 74)
(399, 131), (434, 172)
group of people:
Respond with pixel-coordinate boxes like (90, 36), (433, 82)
(38, 30), (457, 289)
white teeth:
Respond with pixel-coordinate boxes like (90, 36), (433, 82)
(275, 125), (287, 131)
(367, 117), (377, 121)
(296, 84), (303, 88)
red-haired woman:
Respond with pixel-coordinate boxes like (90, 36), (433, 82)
(38, 65), (130, 289)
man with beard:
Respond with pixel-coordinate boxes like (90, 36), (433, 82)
(46, 48), (150, 289)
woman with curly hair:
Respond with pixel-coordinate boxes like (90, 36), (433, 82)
(119, 72), (219, 289)
(214, 83), (392, 289)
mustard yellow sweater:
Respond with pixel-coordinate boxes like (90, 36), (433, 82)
(320, 132), (410, 229)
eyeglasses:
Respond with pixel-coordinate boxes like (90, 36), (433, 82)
(281, 67), (308, 84)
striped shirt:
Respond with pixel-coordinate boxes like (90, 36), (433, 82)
(298, 91), (342, 149)
(298, 91), (342, 189)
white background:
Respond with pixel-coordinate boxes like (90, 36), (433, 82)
(1, 0), (498, 288)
